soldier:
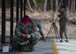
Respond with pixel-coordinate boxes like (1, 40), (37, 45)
(58, 6), (69, 42)
(12, 15), (44, 51)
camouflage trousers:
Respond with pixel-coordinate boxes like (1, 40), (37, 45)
(60, 25), (68, 40)
(11, 36), (37, 51)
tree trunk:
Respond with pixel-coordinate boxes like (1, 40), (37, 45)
(73, 0), (75, 12)
(32, 0), (38, 11)
(0, 0), (2, 8)
(43, 0), (48, 12)
(39, 0), (44, 12)
(51, 0), (53, 10)
(71, 0), (73, 12)
(26, 0), (34, 11)
(55, 0), (58, 11)
(57, 0), (63, 11)
(68, 0), (70, 11)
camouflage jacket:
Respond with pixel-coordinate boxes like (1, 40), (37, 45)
(59, 10), (69, 27)
(14, 19), (40, 39)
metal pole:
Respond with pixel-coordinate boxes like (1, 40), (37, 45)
(10, 0), (14, 43)
(16, 0), (19, 22)
(20, 0), (22, 19)
(24, 0), (26, 16)
(1, 0), (6, 44)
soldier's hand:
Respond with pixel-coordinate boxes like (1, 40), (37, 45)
(22, 34), (26, 37)
(21, 34), (31, 39)
(26, 34), (31, 38)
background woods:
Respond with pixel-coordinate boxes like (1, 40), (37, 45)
(0, 0), (76, 12)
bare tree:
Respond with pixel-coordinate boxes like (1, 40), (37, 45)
(32, 0), (38, 11)
(71, 0), (74, 12)
(38, 0), (44, 12)
(68, 0), (70, 11)
(0, 0), (2, 8)
(26, 0), (34, 11)
(73, 0), (75, 12)
(43, 0), (48, 12)
(55, 0), (58, 11)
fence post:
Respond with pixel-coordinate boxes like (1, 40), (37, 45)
(1, 0), (6, 44)
(24, 0), (26, 16)
(20, 0), (22, 19)
(16, 0), (20, 22)
(10, 0), (14, 43)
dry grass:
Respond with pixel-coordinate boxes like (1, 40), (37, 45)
(0, 10), (76, 39)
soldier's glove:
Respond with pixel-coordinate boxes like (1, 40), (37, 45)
(22, 34), (31, 38)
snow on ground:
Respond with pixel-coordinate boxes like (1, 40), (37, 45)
(55, 39), (76, 54)
(1, 36), (76, 54)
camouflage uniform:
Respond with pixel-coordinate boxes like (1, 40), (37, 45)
(58, 8), (69, 42)
(12, 19), (40, 51)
